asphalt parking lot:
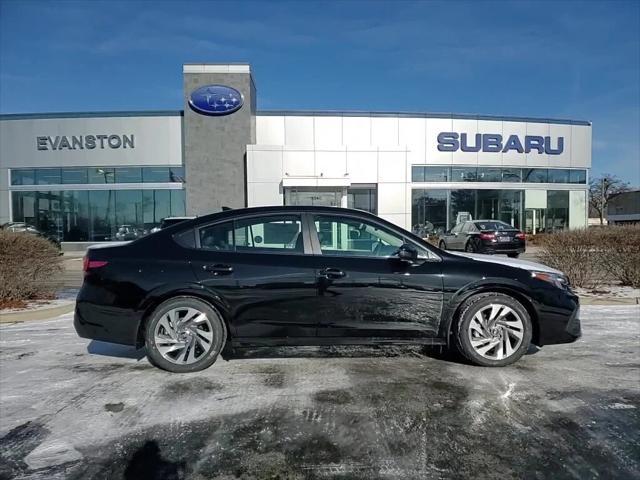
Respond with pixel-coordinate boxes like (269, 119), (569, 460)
(0, 305), (639, 480)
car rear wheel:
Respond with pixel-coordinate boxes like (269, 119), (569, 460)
(455, 292), (532, 367)
(465, 240), (476, 253)
(145, 297), (227, 373)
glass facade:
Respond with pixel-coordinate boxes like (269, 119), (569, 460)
(347, 186), (377, 214)
(11, 166), (185, 186)
(411, 189), (575, 235)
(412, 166), (587, 184)
(11, 189), (185, 242)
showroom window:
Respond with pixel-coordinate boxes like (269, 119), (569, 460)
(545, 190), (570, 232)
(476, 168), (502, 182)
(411, 166), (450, 182)
(61, 167), (88, 184)
(88, 167), (115, 184)
(502, 168), (522, 182)
(347, 185), (377, 214)
(569, 169), (587, 184)
(11, 189), (185, 242)
(548, 169), (570, 184)
(115, 167), (142, 183)
(411, 190), (447, 235)
(35, 168), (61, 185)
(10, 169), (35, 185)
(11, 166), (185, 185)
(523, 168), (548, 183)
(451, 167), (477, 182)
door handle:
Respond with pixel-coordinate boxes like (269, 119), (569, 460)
(203, 264), (233, 275)
(319, 268), (346, 279)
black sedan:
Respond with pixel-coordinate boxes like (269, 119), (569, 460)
(439, 220), (526, 257)
(74, 206), (580, 373)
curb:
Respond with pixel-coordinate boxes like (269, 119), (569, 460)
(578, 297), (639, 306)
(0, 301), (76, 323)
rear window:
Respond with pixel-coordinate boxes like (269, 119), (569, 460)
(474, 221), (515, 231)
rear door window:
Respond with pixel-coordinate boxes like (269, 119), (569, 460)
(234, 215), (303, 253)
(196, 215), (304, 253)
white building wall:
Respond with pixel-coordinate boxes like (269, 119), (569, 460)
(248, 113), (592, 230)
(0, 114), (183, 225)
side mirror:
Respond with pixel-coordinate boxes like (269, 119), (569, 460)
(396, 243), (418, 263)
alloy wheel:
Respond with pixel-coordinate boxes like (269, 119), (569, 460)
(467, 303), (524, 360)
(153, 307), (215, 364)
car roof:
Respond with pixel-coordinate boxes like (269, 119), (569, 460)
(160, 206), (390, 234)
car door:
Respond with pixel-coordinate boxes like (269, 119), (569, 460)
(446, 222), (464, 250)
(306, 213), (444, 339)
(189, 213), (319, 340)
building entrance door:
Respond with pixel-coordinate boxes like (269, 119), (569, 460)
(525, 208), (546, 234)
(284, 187), (346, 208)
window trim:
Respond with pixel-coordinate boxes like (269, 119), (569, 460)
(193, 212), (311, 255)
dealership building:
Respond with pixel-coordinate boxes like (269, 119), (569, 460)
(0, 63), (592, 244)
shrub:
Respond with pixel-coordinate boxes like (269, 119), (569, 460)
(0, 230), (63, 305)
(538, 228), (608, 288)
(601, 225), (640, 288)
(538, 225), (640, 289)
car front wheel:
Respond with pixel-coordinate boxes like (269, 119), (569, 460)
(455, 292), (532, 367)
(145, 297), (227, 373)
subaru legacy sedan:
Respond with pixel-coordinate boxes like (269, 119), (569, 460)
(74, 206), (580, 373)
(439, 220), (526, 258)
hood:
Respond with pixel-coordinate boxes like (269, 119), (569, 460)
(449, 251), (563, 275)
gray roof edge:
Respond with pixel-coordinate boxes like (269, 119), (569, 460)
(256, 110), (592, 126)
(0, 111), (184, 120)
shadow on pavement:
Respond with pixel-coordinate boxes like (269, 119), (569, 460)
(124, 440), (185, 480)
(88, 340), (147, 360)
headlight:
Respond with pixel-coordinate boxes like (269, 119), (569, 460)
(531, 271), (570, 290)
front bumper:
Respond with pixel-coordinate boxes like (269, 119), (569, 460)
(537, 294), (582, 346)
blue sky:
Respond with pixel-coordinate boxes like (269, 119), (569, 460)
(1, 0), (639, 185)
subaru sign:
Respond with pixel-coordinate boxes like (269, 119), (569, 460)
(188, 85), (244, 116)
(437, 132), (564, 155)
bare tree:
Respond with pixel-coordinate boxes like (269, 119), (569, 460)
(589, 174), (630, 225)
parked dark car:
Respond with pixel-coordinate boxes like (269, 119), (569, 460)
(439, 220), (526, 257)
(74, 206), (580, 373)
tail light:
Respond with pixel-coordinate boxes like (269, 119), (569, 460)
(83, 256), (108, 273)
(515, 232), (526, 240)
(479, 232), (495, 240)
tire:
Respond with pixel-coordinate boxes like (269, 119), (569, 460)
(145, 297), (227, 373)
(455, 292), (532, 367)
(465, 240), (476, 253)
(439, 241), (447, 250)
(507, 253), (520, 258)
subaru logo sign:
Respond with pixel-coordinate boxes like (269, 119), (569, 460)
(188, 85), (244, 116)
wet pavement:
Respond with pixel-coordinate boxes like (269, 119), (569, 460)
(0, 305), (638, 479)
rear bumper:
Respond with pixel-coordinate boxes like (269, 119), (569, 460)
(479, 240), (525, 254)
(74, 301), (142, 346)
